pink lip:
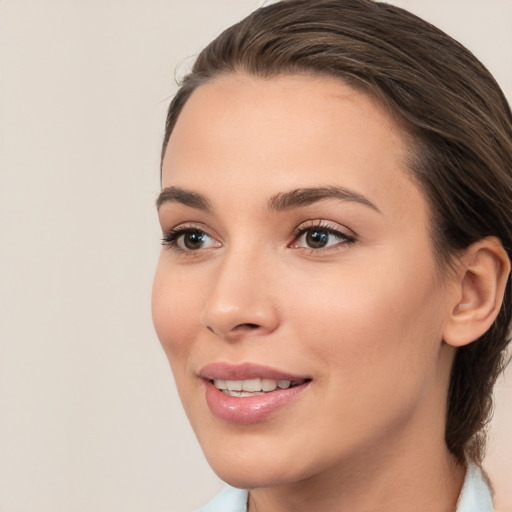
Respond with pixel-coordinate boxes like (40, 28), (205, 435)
(199, 362), (308, 381)
(198, 362), (311, 424)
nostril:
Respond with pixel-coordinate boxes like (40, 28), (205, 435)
(205, 321), (264, 340)
(237, 323), (260, 330)
(205, 322), (260, 338)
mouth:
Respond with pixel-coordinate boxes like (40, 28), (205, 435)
(211, 377), (308, 397)
(198, 363), (312, 424)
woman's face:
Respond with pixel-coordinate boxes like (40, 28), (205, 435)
(153, 74), (455, 489)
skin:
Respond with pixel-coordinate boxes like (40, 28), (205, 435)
(153, 74), (468, 512)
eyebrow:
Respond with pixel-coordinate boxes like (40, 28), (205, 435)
(156, 185), (380, 213)
(268, 186), (380, 213)
(156, 186), (213, 211)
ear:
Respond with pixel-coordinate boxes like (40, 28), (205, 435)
(443, 237), (510, 348)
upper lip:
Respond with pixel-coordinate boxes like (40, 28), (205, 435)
(198, 362), (310, 382)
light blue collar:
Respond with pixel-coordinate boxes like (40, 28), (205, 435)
(198, 485), (248, 512)
(456, 463), (494, 512)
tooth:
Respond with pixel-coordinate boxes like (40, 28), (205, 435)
(261, 379), (278, 391)
(225, 389), (264, 397)
(218, 378), (294, 393)
(214, 379), (227, 390)
(226, 380), (242, 391)
(242, 378), (262, 392)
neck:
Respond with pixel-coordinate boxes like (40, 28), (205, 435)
(248, 413), (466, 512)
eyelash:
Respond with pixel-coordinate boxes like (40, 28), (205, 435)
(290, 221), (356, 253)
(161, 221), (357, 254)
(161, 225), (218, 253)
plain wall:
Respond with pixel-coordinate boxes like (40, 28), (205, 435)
(0, 1), (511, 511)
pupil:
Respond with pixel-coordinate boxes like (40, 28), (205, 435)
(184, 231), (204, 249)
(306, 230), (328, 248)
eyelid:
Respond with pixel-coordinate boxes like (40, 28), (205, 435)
(289, 219), (357, 251)
(291, 219), (357, 238)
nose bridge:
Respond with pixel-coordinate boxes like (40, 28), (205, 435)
(201, 242), (278, 339)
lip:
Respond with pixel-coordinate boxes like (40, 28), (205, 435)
(199, 362), (311, 424)
(198, 362), (309, 381)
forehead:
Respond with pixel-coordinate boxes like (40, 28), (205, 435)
(162, 73), (426, 223)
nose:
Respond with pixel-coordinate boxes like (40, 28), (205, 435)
(200, 249), (280, 341)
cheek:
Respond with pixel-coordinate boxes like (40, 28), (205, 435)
(286, 256), (444, 384)
(282, 262), (446, 450)
(151, 258), (203, 367)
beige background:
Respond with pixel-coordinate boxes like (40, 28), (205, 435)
(0, 1), (511, 511)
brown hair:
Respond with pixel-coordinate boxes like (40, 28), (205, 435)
(161, 0), (512, 463)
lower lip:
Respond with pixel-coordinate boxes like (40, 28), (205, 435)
(204, 380), (310, 424)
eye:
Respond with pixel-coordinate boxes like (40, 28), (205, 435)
(162, 227), (221, 252)
(291, 221), (356, 251)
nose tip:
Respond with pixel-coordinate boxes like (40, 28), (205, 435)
(200, 268), (279, 341)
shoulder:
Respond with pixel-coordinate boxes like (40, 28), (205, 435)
(197, 486), (248, 512)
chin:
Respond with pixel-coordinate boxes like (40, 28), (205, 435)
(212, 463), (302, 491)
(201, 438), (318, 490)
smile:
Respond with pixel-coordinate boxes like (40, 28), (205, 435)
(199, 363), (311, 424)
(212, 378), (305, 396)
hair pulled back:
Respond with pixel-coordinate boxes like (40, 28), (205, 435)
(162, 0), (512, 463)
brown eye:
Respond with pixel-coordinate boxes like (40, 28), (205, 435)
(162, 227), (221, 252)
(181, 230), (207, 250)
(291, 223), (356, 251)
(305, 229), (330, 249)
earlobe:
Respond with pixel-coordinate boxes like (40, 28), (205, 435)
(443, 237), (511, 348)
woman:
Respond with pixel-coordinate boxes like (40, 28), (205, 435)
(152, 0), (512, 510)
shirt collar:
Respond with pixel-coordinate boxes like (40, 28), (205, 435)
(456, 463), (494, 512)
